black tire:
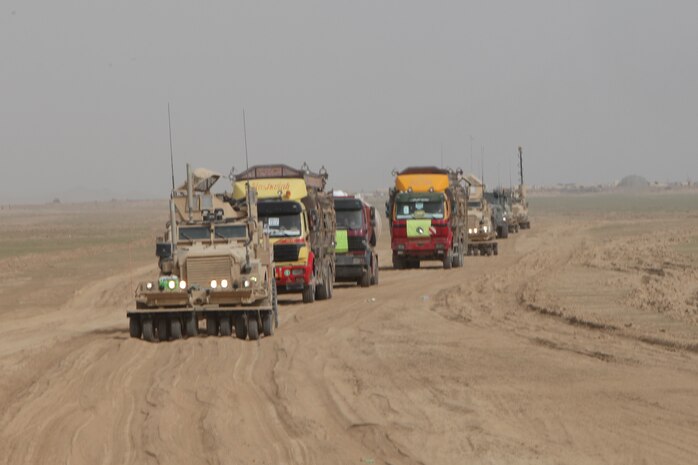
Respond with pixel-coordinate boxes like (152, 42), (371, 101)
(185, 314), (198, 337)
(327, 267), (334, 298)
(452, 247), (464, 268)
(500, 225), (509, 239)
(302, 283), (316, 303)
(316, 265), (329, 300)
(360, 268), (371, 287)
(371, 258), (379, 285)
(443, 250), (453, 270)
(142, 319), (156, 343)
(171, 318), (183, 340)
(392, 253), (404, 270)
(235, 314), (248, 339)
(473, 247), (480, 256)
(248, 315), (259, 341)
(263, 311), (274, 337)
(494, 243), (499, 255)
(219, 316), (232, 336)
(157, 318), (169, 341)
(272, 280), (279, 328)
(206, 316), (218, 336)
(129, 317), (141, 339)
(466, 245), (473, 256)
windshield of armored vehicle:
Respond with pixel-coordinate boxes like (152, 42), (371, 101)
(214, 225), (247, 239)
(179, 226), (210, 241)
(468, 201), (483, 209)
(336, 209), (364, 230)
(260, 213), (302, 237)
(395, 194), (444, 220)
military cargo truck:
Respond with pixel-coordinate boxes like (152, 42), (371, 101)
(128, 165), (277, 342)
(387, 167), (468, 270)
(232, 164), (336, 303)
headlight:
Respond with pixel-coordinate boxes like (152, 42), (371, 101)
(146, 282), (153, 290)
(179, 280), (187, 290)
(483, 226), (489, 233)
(243, 280), (251, 288)
(168, 280), (176, 290)
(210, 279), (218, 289)
(221, 279), (229, 289)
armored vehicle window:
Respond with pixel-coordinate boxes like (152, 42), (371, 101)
(336, 209), (364, 230)
(468, 201), (483, 209)
(179, 226), (210, 241)
(214, 225), (247, 239)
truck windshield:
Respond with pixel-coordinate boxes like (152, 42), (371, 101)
(336, 209), (364, 230)
(260, 213), (302, 237)
(468, 201), (483, 209)
(396, 196), (444, 219)
(179, 226), (210, 241)
(214, 225), (247, 239)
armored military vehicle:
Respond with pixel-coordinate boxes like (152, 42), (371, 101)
(128, 165), (277, 342)
(465, 175), (498, 256)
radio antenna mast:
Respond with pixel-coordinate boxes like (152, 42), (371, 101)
(168, 103), (175, 193)
(243, 108), (250, 170)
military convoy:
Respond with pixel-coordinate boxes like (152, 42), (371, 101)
(129, 152), (531, 342)
(128, 165), (277, 342)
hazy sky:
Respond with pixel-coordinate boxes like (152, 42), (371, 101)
(2, 1), (697, 201)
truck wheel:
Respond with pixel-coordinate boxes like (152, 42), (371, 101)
(185, 314), (198, 337)
(360, 268), (371, 287)
(235, 314), (248, 339)
(219, 316), (232, 336)
(392, 253), (403, 270)
(272, 281), (279, 328)
(302, 283), (316, 303)
(371, 258), (379, 285)
(316, 266), (329, 300)
(157, 318), (169, 341)
(263, 311), (274, 337)
(453, 247), (464, 268)
(206, 317), (218, 336)
(443, 250), (453, 269)
(129, 317), (141, 339)
(248, 315), (259, 341)
(171, 318), (183, 340)
(466, 244), (472, 256)
(494, 243), (499, 255)
(142, 319), (156, 343)
(500, 225), (509, 239)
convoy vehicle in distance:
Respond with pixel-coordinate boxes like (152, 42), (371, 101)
(232, 164), (336, 303)
(465, 175), (498, 256)
(333, 193), (379, 287)
(128, 165), (277, 342)
(387, 166), (468, 270)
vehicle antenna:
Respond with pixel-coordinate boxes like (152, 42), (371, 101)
(518, 146), (524, 186)
(243, 108), (250, 170)
(481, 145), (485, 187)
(469, 135), (474, 172)
(168, 103), (175, 193)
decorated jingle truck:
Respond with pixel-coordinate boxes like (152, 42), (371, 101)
(128, 165), (277, 343)
(386, 166), (468, 270)
(333, 193), (379, 287)
(232, 164), (336, 303)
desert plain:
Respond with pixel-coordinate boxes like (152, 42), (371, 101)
(0, 192), (697, 465)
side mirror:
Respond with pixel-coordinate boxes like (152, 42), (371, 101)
(370, 206), (376, 221)
(156, 242), (174, 258)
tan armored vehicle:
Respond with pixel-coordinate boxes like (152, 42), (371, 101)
(127, 165), (277, 342)
(465, 175), (498, 256)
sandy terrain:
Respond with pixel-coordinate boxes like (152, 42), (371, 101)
(1, 195), (697, 464)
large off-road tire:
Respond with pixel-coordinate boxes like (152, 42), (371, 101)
(452, 246), (464, 268)
(185, 314), (198, 337)
(316, 265), (330, 300)
(170, 318), (183, 340)
(129, 317), (141, 339)
(157, 318), (169, 341)
(142, 319), (156, 343)
(327, 268), (334, 299)
(248, 315), (259, 341)
(219, 316), (232, 336)
(272, 281), (279, 328)
(302, 283), (316, 303)
(443, 249), (453, 270)
(263, 311), (274, 337)
(206, 317), (218, 336)
(499, 225), (509, 239)
(494, 243), (499, 255)
(371, 258), (379, 285)
(235, 314), (248, 340)
(392, 253), (404, 270)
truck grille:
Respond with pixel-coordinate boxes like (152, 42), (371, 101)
(347, 236), (366, 251)
(274, 243), (302, 262)
(186, 256), (232, 286)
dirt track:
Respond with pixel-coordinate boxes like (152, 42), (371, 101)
(1, 204), (698, 464)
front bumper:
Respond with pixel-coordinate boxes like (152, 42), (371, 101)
(274, 262), (312, 291)
(336, 254), (368, 279)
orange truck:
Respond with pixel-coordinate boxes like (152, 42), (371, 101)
(386, 167), (468, 269)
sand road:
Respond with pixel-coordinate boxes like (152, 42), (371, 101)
(1, 204), (697, 464)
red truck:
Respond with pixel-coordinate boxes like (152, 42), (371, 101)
(333, 194), (379, 287)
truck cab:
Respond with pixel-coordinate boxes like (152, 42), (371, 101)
(334, 195), (379, 287)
